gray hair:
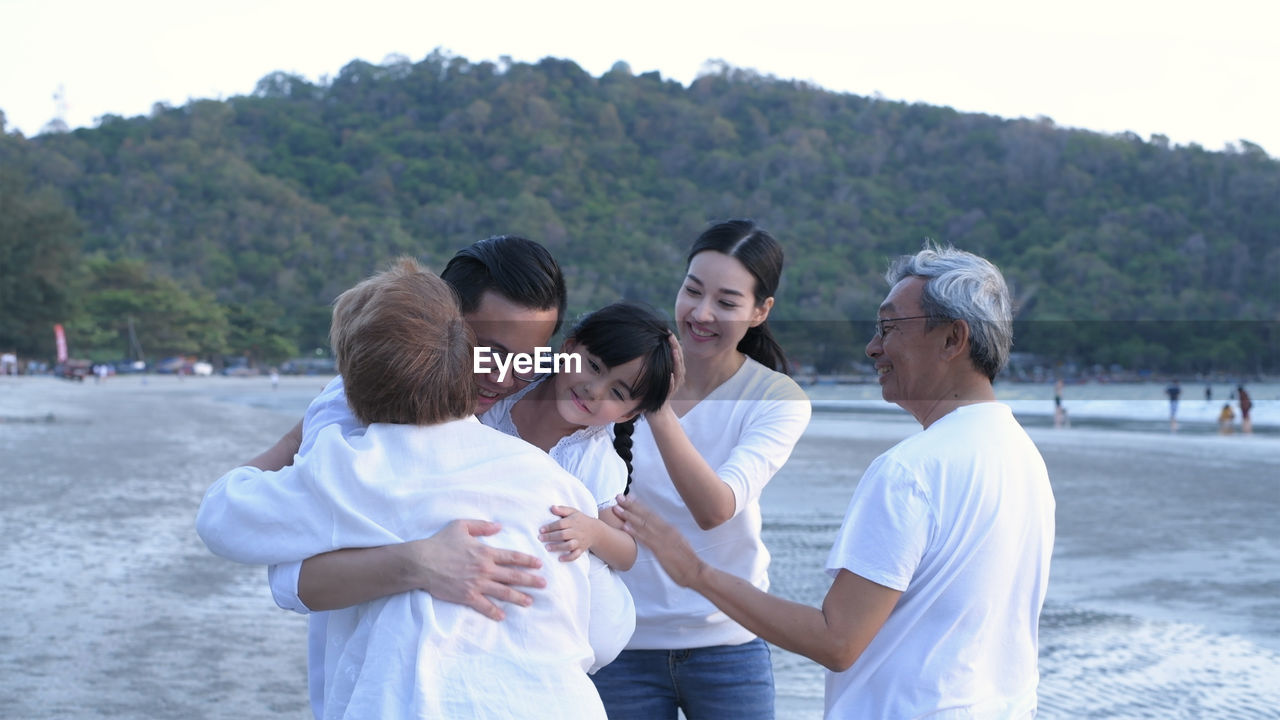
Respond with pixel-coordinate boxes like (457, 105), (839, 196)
(886, 242), (1013, 380)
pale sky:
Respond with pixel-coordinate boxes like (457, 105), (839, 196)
(2, 0), (1277, 155)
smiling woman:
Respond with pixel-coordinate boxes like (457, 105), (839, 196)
(590, 219), (812, 720)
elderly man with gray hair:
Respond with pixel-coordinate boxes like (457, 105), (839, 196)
(617, 242), (1055, 719)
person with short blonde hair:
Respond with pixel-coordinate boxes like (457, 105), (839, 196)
(330, 257), (474, 426)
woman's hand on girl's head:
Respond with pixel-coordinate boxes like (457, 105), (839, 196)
(649, 332), (686, 417)
(669, 332), (686, 392)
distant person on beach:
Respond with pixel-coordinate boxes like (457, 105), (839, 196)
(1054, 378), (1067, 428)
(1238, 385), (1253, 434)
(197, 258), (631, 718)
(1219, 403), (1236, 434)
(1166, 379), (1182, 431)
(615, 242), (1055, 718)
(1205, 384), (1212, 402)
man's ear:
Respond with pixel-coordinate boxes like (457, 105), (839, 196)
(750, 296), (775, 328)
(940, 319), (970, 362)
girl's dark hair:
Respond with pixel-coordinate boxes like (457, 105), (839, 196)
(612, 419), (639, 494)
(686, 219), (790, 374)
(568, 301), (675, 494)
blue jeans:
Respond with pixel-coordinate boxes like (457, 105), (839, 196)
(590, 638), (775, 720)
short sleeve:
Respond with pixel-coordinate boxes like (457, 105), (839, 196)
(554, 431), (628, 511)
(825, 455), (934, 592)
(584, 451), (628, 510)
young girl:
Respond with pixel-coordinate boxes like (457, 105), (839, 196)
(481, 301), (675, 571)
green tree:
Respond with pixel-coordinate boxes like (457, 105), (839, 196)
(67, 257), (230, 361)
(225, 299), (300, 367)
(0, 147), (81, 357)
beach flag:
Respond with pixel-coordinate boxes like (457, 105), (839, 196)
(54, 323), (67, 363)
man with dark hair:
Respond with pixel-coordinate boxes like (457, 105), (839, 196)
(619, 244), (1055, 718)
(444, 234), (568, 328)
(240, 235), (567, 719)
(441, 235), (568, 412)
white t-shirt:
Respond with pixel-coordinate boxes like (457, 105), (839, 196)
(198, 417), (633, 720)
(480, 377), (628, 509)
(622, 357), (811, 649)
(824, 402), (1055, 719)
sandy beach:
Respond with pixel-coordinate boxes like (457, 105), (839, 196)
(1, 375), (316, 719)
(3, 374), (1278, 719)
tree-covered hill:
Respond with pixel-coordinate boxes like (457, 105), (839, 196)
(2, 51), (1277, 373)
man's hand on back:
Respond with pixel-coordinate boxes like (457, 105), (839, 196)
(407, 519), (547, 621)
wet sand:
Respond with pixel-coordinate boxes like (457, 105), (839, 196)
(1, 375), (316, 719)
(3, 375), (1278, 719)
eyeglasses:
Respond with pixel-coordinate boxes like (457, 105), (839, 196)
(872, 315), (942, 339)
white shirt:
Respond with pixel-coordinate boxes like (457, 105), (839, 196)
(480, 377), (628, 509)
(824, 403), (1055, 719)
(622, 357), (811, 649)
(198, 417), (633, 720)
